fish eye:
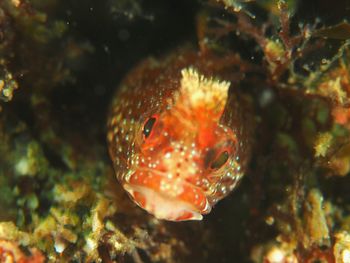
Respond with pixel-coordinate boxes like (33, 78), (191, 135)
(210, 151), (229, 170)
(142, 116), (157, 139)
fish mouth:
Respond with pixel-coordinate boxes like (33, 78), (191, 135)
(123, 169), (211, 221)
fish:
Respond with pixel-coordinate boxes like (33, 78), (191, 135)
(107, 48), (253, 221)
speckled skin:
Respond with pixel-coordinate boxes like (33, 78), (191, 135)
(107, 48), (253, 221)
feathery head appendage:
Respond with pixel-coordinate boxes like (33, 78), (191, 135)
(179, 67), (230, 121)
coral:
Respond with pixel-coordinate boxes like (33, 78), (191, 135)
(0, 239), (45, 263)
(0, 222), (45, 262)
(334, 232), (350, 263)
(0, 66), (19, 103)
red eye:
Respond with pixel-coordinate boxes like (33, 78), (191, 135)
(142, 116), (157, 139)
(210, 151), (229, 170)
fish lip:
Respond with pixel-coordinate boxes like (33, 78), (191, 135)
(124, 169), (212, 220)
(124, 183), (204, 221)
(132, 166), (168, 177)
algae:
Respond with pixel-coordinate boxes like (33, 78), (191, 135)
(0, 0), (350, 262)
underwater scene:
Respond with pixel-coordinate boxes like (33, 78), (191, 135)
(1, 0), (350, 262)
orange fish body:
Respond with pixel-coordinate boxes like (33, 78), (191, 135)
(107, 48), (253, 221)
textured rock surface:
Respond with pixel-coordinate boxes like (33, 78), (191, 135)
(0, 0), (350, 262)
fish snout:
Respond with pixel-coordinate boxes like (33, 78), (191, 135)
(124, 170), (211, 221)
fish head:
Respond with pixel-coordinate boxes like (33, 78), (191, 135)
(123, 68), (243, 221)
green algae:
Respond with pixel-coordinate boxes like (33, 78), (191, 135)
(0, 0), (350, 262)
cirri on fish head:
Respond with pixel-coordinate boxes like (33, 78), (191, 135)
(107, 49), (253, 221)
